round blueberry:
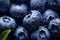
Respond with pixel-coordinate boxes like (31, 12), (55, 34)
(42, 9), (59, 25)
(30, 0), (47, 12)
(0, 0), (11, 12)
(31, 26), (50, 40)
(0, 16), (16, 30)
(14, 26), (29, 40)
(47, 0), (60, 10)
(57, 0), (60, 6)
(23, 10), (42, 31)
(48, 18), (60, 37)
(10, 4), (28, 18)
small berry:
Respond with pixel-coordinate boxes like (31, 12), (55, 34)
(48, 18), (60, 37)
(23, 10), (42, 31)
(42, 9), (59, 25)
(10, 4), (28, 18)
(0, 16), (16, 30)
(31, 26), (50, 40)
(0, 0), (11, 12)
(14, 26), (29, 40)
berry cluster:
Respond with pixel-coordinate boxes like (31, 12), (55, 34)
(0, 0), (60, 40)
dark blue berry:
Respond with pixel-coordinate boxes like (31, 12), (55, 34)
(0, 0), (11, 12)
(14, 26), (29, 40)
(31, 26), (50, 40)
(10, 4), (28, 18)
(30, 0), (47, 12)
(23, 10), (42, 31)
(42, 9), (59, 25)
(47, 0), (60, 10)
(48, 18), (60, 37)
(57, 0), (60, 6)
(0, 16), (16, 30)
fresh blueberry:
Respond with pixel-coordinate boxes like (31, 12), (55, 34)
(23, 10), (42, 31)
(0, 0), (11, 12)
(0, 16), (16, 30)
(47, 0), (60, 10)
(57, 0), (60, 6)
(30, 0), (47, 12)
(10, 4), (28, 18)
(14, 26), (29, 40)
(48, 18), (60, 37)
(42, 9), (59, 25)
(31, 26), (50, 40)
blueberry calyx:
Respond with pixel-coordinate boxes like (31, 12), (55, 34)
(3, 16), (10, 23)
(18, 32), (25, 40)
(48, 16), (54, 22)
(39, 30), (46, 39)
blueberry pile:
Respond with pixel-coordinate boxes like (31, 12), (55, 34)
(0, 0), (60, 40)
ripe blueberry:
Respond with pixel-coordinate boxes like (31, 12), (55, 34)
(48, 18), (60, 37)
(23, 10), (42, 31)
(10, 4), (28, 18)
(42, 9), (59, 25)
(0, 16), (16, 30)
(0, 0), (11, 12)
(31, 26), (50, 40)
(30, 0), (47, 12)
(57, 0), (60, 6)
(14, 26), (29, 40)
(47, 0), (60, 10)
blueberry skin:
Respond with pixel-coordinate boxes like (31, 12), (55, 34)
(0, 16), (16, 30)
(57, 0), (60, 6)
(31, 26), (50, 40)
(47, 0), (60, 10)
(48, 18), (60, 37)
(0, 0), (11, 12)
(14, 26), (29, 40)
(42, 9), (59, 25)
(23, 10), (42, 31)
(10, 4), (28, 18)
(30, 0), (47, 12)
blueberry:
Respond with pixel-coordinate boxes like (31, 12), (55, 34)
(31, 26), (50, 40)
(30, 0), (47, 12)
(10, 4), (28, 18)
(0, 0), (11, 12)
(42, 9), (59, 25)
(14, 26), (29, 40)
(0, 16), (16, 30)
(48, 18), (60, 37)
(23, 10), (42, 31)
(57, 0), (60, 6)
(47, 0), (60, 10)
